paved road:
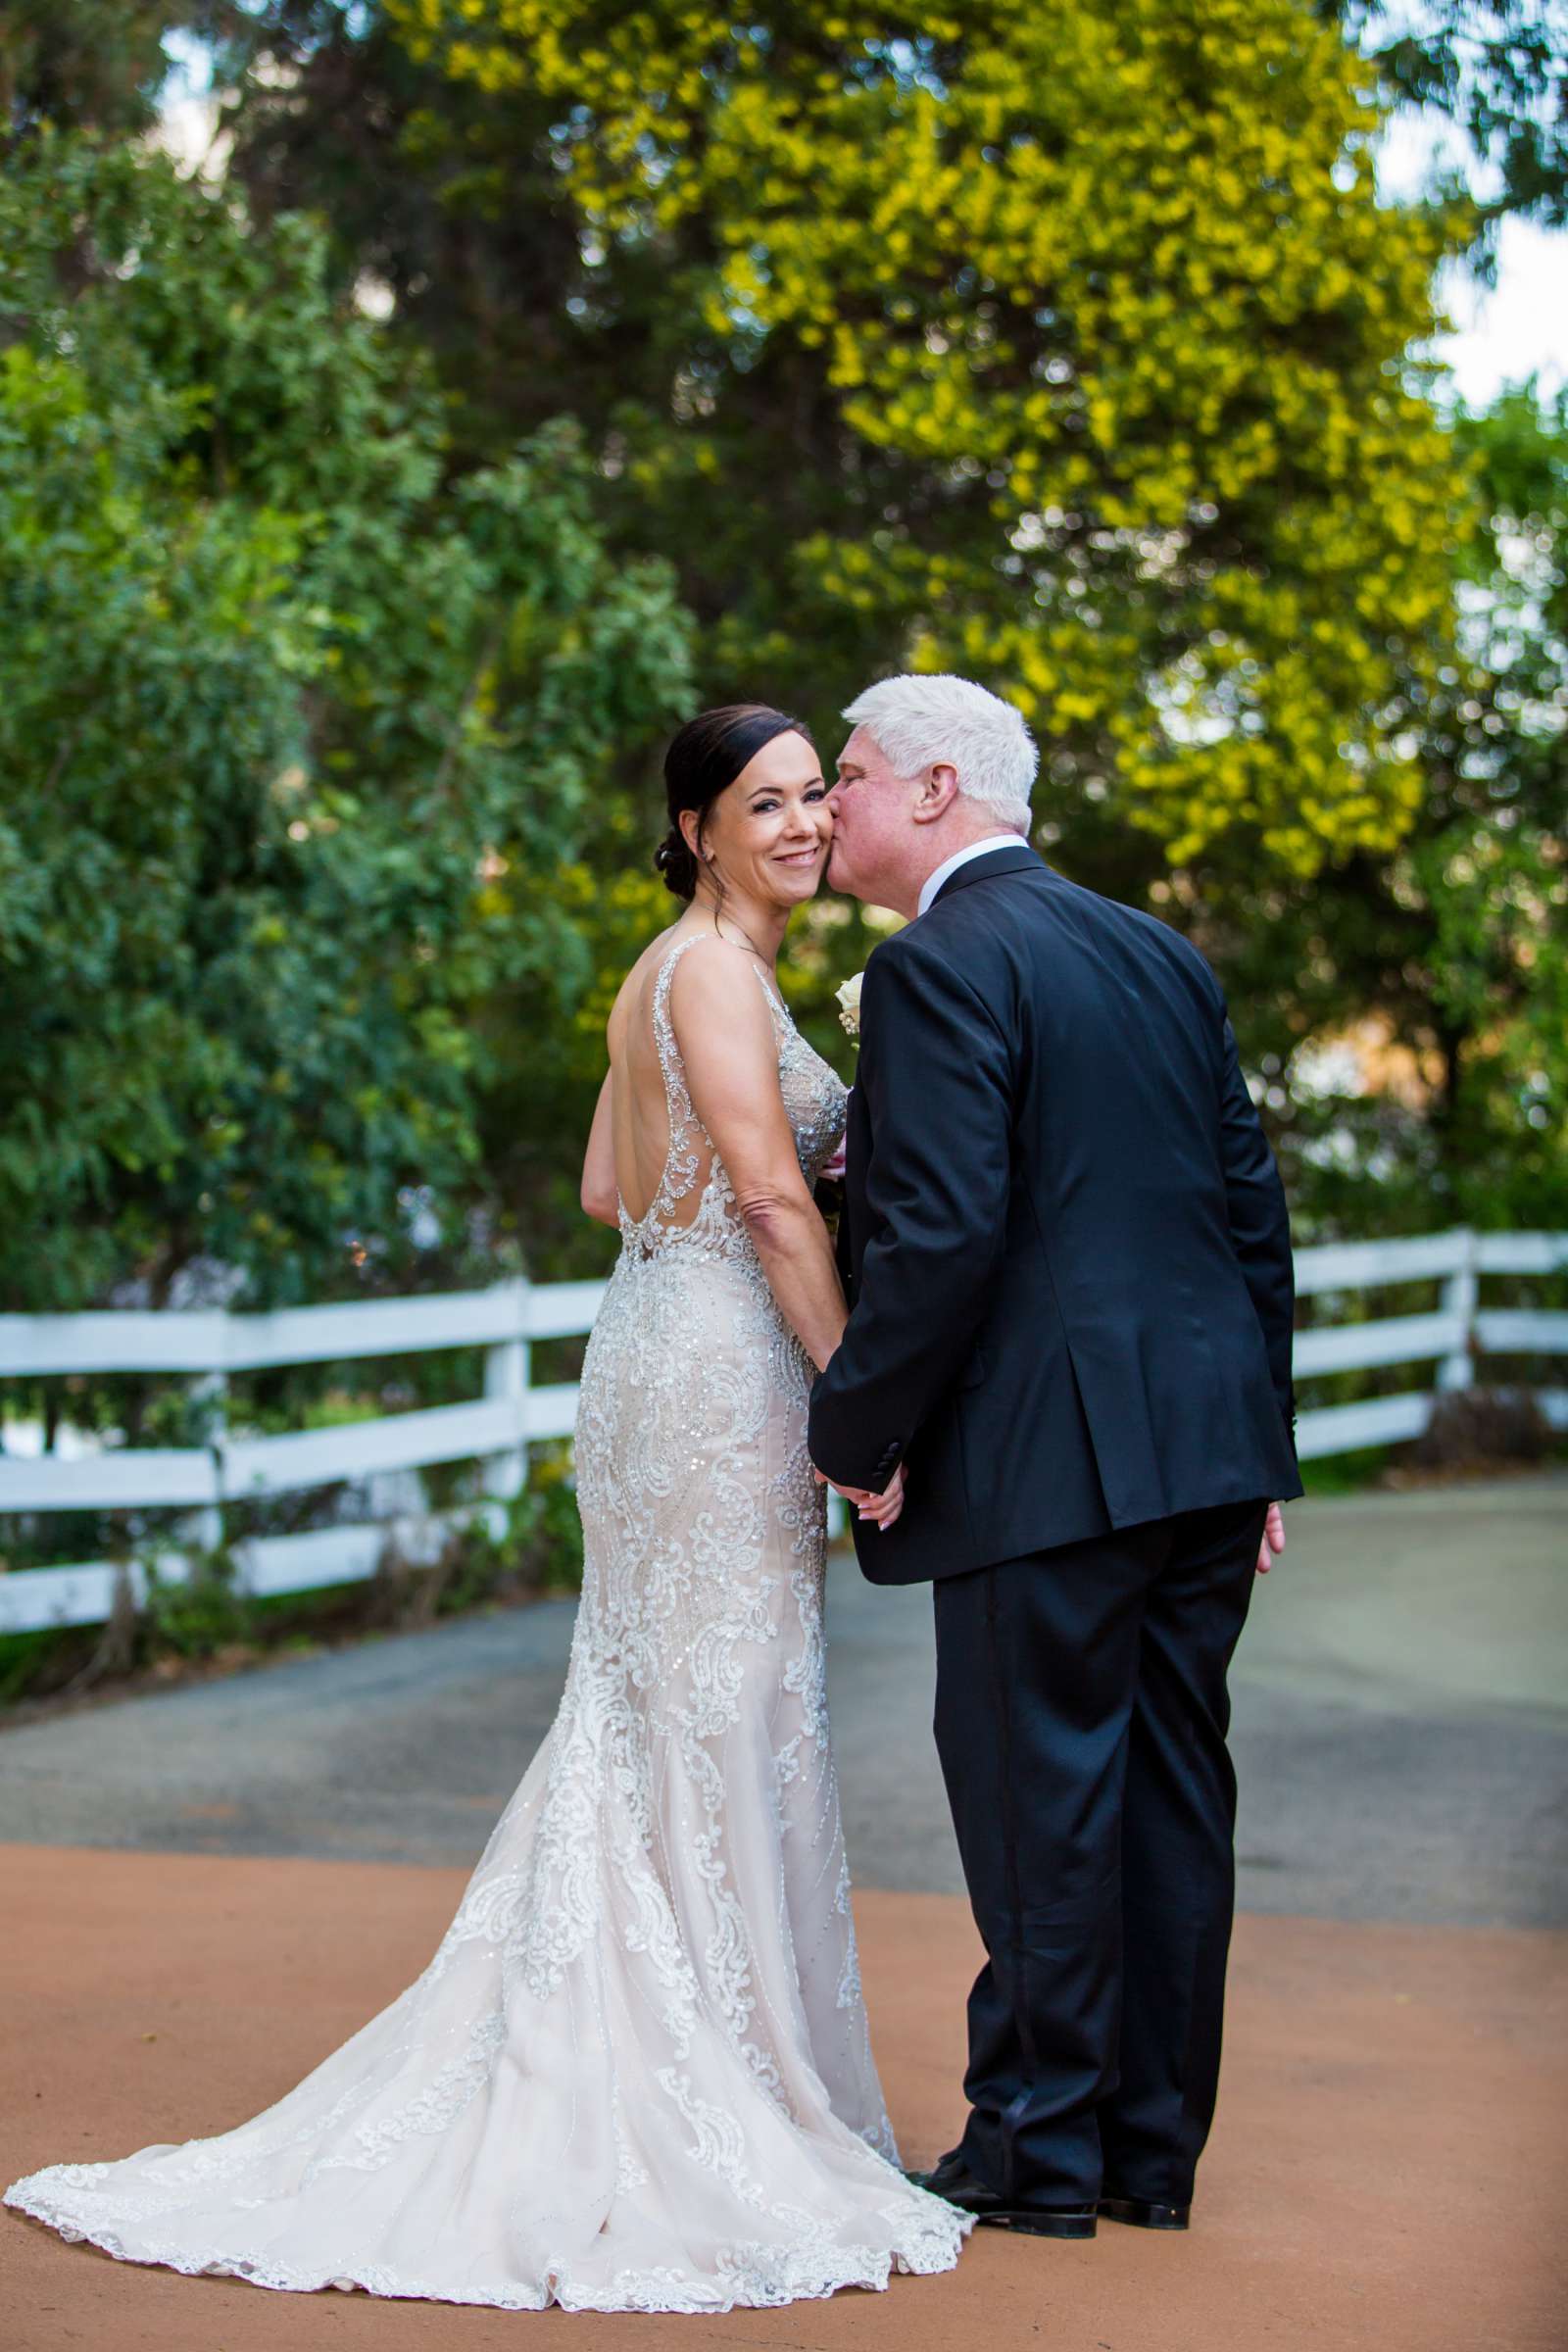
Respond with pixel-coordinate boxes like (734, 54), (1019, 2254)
(2, 1475), (1563, 1927)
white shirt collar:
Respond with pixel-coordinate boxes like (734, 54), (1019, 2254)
(916, 833), (1029, 918)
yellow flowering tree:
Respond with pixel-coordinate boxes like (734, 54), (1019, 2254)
(387, 0), (1474, 877)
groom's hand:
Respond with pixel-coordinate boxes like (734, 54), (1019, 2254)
(812, 1461), (906, 1532)
(1255, 1500), (1286, 1575)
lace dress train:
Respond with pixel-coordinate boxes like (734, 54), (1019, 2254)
(3, 933), (969, 2314)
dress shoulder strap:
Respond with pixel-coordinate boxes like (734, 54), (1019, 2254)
(649, 930), (704, 1040)
(747, 958), (794, 1040)
(647, 935), (709, 1211)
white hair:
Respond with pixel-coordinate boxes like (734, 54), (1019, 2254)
(841, 672), (1038, 829)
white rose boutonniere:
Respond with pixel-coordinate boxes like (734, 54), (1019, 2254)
(836, 969), (864, 1041)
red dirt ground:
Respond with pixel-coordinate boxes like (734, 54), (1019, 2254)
(2, 1844), (1562, 2352)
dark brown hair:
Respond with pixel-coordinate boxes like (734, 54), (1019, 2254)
(655, 704), (815, 901)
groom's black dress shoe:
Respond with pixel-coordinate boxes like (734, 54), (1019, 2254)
(906, 2159), (1098, 2240)
(1096, 2192), (1191, 2231)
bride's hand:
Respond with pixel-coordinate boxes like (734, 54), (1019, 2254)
(812, 1462), (907, 1532)
(845, 1462), (906, 1532)
(858, 1462), (906, 1531)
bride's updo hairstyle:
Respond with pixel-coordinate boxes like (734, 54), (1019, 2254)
(655, 704), (815, 901)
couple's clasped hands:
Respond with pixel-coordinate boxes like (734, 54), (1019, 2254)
(811, 1460), (906, 1532)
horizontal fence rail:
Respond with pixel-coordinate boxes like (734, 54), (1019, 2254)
(1, 1228), (1564, 1640)
(1289, 1227), (1568, 1462)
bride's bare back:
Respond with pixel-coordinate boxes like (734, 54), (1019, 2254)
(606, 918), (776, 1233)
(597, 917), (867, 1414)
(607, 920), (695, 1227)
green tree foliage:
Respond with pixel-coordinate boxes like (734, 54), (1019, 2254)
(282, 0), (1565, 1232)
(217, 2), (598, 440)
(1339, 1), (1568, 242)
(0, 134), (692, 1311)
(1378, 384), (1566, 1227)
(2, 2), (1560, 1319)
(1187, 379), (1567, 1236)
(0, 0), (237, 144)
(266, 0), (1473, 884)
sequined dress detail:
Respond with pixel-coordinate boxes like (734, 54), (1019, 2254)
(3, 931), (969, 2314)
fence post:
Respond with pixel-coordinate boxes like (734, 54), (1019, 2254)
(1438, 1227), (1478, 1393)
(184, 1369), (227, 1550)
(483, 1278), (530, 1503)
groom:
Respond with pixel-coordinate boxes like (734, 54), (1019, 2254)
(808, 673), (1302, 2241)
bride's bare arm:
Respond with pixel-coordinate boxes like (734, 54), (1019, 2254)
(580, 1069), (619, 1228)
(673, 948), (848, 1375)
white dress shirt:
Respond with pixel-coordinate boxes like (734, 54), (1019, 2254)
(915, 833), (1029, 918)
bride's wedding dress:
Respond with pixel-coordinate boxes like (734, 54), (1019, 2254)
(4, 930), (968, 2314)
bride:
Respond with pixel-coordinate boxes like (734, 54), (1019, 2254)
(3, 703), (970, 2314)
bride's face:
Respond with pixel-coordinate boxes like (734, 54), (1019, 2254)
(688, 731), (832, 908)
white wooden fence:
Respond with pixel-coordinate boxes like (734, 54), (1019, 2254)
(1, 1227), (1564, 1639)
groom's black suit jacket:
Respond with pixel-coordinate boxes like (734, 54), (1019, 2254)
(808, 845), (1303, 1585)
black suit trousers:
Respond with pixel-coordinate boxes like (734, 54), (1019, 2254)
(930, 1495), (1267, 2208)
